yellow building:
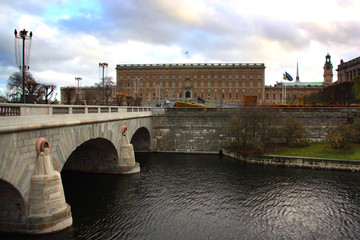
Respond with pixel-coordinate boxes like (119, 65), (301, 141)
(116, 63), (266, 105)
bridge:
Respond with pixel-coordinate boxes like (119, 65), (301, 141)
(0, 103), (152, 234)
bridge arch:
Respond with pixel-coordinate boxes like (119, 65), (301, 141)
(130, 127), (151, 152)
(0, 179), (27, 230)
(62, 137), (119, 173)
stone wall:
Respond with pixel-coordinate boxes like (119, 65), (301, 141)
(151, 107), (360, 153)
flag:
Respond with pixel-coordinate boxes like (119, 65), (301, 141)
(283, 72), (293, 81)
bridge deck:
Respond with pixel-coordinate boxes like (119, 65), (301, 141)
(0, 104), (152, 133)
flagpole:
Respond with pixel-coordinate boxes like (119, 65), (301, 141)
(285, 81), (287, 105)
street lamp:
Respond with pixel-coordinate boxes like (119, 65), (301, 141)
(99, 62), (108, 105)
(75, 77), (82, 101)
(14, 29), (33, 103)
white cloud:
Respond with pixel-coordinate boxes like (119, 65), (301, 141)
(0, 0), (359, 96)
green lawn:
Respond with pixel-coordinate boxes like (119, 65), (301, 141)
(270, 142), (360, 160)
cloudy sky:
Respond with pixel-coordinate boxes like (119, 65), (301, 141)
(1, 0), (359, 99)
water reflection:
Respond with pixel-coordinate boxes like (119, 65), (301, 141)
(2, 153), (360, 239)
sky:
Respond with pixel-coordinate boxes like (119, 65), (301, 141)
(1, 0), (360, 100)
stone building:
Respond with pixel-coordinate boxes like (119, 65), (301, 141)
(264, 54), (333, 104)
(337, 56), (360, 83)
(116, 63), (266, 105)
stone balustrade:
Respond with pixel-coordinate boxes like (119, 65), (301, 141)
(0, 103), (152, 133)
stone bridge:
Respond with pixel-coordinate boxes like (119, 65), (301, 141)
(0, 104), (152, 234)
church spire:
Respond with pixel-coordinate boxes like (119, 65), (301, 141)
(296, 60), (300, 82)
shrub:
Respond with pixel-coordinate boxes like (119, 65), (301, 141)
(326, 121), (354, 149)
(280, 117), (308, 147)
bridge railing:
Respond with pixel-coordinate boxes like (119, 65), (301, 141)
(0, 104), (152, 117)
(0, 104), (152, 130)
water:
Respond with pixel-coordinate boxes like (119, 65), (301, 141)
(3, 153), (360, 239)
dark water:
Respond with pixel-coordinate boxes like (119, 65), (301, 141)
(4, 153), (360, 239)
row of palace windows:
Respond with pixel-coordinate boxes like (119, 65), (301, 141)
(120, 80), (263, 88)
(137, 91), (261, 101)
(119, 73), (263, 81)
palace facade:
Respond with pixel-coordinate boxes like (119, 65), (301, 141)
(116, 63), (265, 105)
(337, 56), (360, 83)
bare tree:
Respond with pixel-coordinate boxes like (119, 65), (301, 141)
(7, 71), (41, 102)
(39, 84), (57, 104)
(96, 76), (115, 105)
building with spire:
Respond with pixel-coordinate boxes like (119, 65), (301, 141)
(323, 53), (333, 85)
(264, 54), (332, 104)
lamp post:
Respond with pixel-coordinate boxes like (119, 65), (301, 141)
(14, 29), (33, 103)
(75, 77), (82, 101)
(99, 62), (108, 105)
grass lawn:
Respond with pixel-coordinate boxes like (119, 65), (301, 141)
(270, 142), (360, 160)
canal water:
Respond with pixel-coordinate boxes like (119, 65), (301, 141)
(3, 153), (360, 239)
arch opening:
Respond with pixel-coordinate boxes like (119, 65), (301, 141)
(63, 138), (118, 173)
(0, 179), (26, 231)
(131, 127), (151, 152)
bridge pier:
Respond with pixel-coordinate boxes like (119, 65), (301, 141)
(117, 126), (140, 174)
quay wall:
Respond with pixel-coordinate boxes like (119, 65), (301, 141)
(151, 107), (360, 153)
(222, 149), (360, 172)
